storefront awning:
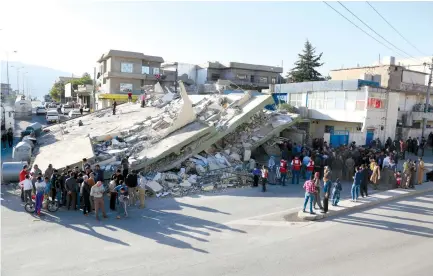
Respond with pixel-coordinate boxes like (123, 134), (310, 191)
(97, 94), (140, 100)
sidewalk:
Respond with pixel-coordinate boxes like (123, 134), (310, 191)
(298, 181), (433, 221)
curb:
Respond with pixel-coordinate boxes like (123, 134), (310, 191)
(298, 182), (433, 221)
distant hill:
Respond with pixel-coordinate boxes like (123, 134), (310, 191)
(0, 61), (73, 101)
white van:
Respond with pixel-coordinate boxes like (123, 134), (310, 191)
(46, 110), (60, 123)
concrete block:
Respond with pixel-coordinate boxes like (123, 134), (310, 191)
(180, 180), (192, 187)
(201, 184), (214, 191)
(145, 180), (163, 193)
(243, 149), (251, 161)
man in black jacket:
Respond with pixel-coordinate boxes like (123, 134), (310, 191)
(125, 170), (138, 206)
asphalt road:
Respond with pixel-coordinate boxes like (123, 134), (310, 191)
(1, 182), (432, 276)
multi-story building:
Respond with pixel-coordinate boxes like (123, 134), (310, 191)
(95, 50), (176, 109)
(329, 56), (430, 140)
(272, 79), (398, 146)
(162, 61), (284, 93)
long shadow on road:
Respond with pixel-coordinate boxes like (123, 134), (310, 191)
(1, 188), (246, 254)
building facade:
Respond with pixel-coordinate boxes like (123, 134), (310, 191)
(329, 56), (430, 140)
(95, 50), (176, 109)
(272, 79), (398, 146)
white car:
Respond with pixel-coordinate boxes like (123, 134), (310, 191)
(36, 106), (47, 115)
(46, 110), (60, 123)
(68, 109), (82, 119)
(61, 105), (73, 114)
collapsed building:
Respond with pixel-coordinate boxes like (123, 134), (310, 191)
(34, 81), (300, 197)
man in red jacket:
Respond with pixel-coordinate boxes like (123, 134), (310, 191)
(291, 156), (301, 184)
(19, 165), (28, 202)
(306, 159), (314, 181)
(279, 158), (288, 186)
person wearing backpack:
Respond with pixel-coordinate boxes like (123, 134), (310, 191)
(125, 170), (138, 206)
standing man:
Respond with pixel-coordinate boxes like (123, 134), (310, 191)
(82, 158), (91, 172)
(291, 156), (301, 184)
(22, 174), (33, 203)
(345, 156), (355, 181)
(279, 158), (288, 186)
(44, 164), (54, 179)
(121, 156), (129, 178)
(7, 127), (14, 148)
(1, 131), (7, 150)
(417, 157), (425, 185)
(19, 165), (29, 202)
(125, 170), (138, 206)
(302, 178), (316, 215)
(351, 167), (362, 202)
(360, 164), (369, 197)
(65, 173), (78, 210)
(127, 91), (132, 103)
(306, 158), (314, 180)
(420, 137), (426, 157)
(331, 155), (343, 181)
(112, 100), (117, 115)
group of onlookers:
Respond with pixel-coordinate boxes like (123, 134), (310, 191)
(18, 156), (146, 220)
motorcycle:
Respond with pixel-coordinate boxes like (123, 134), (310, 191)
(24, 194), (59, 213)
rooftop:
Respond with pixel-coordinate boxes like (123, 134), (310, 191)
(97, 49), (164, 63)
(201, 61), (283, 73)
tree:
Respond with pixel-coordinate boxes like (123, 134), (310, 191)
(48, 73), (93, 101)
(286, 40), (325, 83)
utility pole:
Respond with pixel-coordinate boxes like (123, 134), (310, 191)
(421, 57), (433, 139)
(93, 67), (96, 112)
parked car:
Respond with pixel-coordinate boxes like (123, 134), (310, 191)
(68, 109), (82, 119)
(61, 105), (73, 114)
(46, 110), (60, 123)
(35, 106), (47, 115)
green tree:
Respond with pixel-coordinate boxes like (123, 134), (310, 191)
(286, 40), (325, 83)
(48, 73), (93, 101)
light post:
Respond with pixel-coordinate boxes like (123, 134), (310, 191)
(5, 50), (17, 95)
(11, 65), (24, 94)
(22, 72), (28, 96)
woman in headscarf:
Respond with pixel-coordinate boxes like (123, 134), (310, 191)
(80, 175), (92, 216)
(313, 172), (323, 210)
(370, 160), (380, 190)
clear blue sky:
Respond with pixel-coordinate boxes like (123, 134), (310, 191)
(1, 1), (432, 98)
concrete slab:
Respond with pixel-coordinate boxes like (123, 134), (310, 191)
(33, 136), (94, 172)
(159, 94), (274, 171)
(133, 121), (215, 170)
(39, 104), (164, 144)
(297, 182), (433, 221)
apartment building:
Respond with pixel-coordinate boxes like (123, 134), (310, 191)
(330, 56), (430, 140)
(272, 79), (399, 146)
(95, 50), (176, 108)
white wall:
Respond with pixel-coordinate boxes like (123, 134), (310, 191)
(402, 70), (427, 85)
(196, 68), (208, 85)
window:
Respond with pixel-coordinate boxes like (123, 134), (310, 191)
(211, 74), (220, 81)
(271, 78), (276, 84)
(121, 63), (133, 73)
(153, 68), (160, 75)
(236, 74), (247, 80)
(289, 93), (303, 107)
(142, 66), (150, 74)
(324, 125), (334, 133)
(120, 83), (133, 93)
(259, 77), (268, 84)
(250, 75), (255, 83)
(308, 92), (325, 109)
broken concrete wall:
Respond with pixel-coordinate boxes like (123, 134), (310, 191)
(281, 128), (306, 145)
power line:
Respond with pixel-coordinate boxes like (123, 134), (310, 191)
(322, 2), (405, 56)
(337, 1), (419, 62)
(366, 1), (429, 57)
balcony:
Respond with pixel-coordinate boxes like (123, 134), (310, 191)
(398, 110), (433, 122)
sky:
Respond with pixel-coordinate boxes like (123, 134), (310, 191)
(1, 0), (432, 98)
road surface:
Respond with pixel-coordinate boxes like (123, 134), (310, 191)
(2, 181), (432, 276)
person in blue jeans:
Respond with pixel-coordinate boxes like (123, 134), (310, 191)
(291, 156), (302, 184)
(351, 167), (362, 202)
(302, 179), (316, 214)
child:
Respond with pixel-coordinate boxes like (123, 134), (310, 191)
(331, 178), (343, 206)
(34, 177), (46, 216)
(261, 165), (269, 192)
(115, 181), (129, 219)
(395, 171), (402, 188)
(252, 166), (261, 187)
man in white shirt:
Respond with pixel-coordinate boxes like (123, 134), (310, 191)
(383, 154), (391, 169)
(21, 174), (33, 203)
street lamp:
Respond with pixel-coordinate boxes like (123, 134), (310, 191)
(22, 72), (28, 96)
(5, 50), (17, 95)
(11, 65), (24, 94)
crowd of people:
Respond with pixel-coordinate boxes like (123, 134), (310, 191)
(18, 156), (146, 220)
(250, 136), (430, 214)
